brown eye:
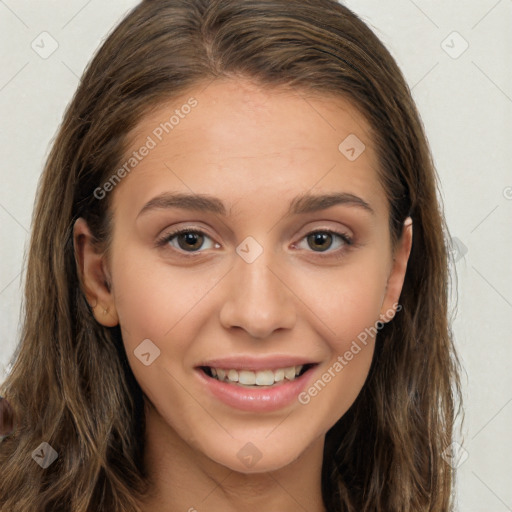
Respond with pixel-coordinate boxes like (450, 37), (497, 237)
(157, 228), (217, 253)
(294, 229), (353, 255)
(176, 231), (205, 251)
(307, 232), (334, 252)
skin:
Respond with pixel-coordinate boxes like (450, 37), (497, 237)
(74, 77), (412, 512)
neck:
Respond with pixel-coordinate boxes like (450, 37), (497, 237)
(138, 401), (326, 512)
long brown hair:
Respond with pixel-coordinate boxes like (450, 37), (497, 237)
(0, 1), (463, 510)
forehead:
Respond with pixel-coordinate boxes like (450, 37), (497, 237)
(111, 77), (387, 219)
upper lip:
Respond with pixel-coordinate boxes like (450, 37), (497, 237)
(196, 355), (319, 372)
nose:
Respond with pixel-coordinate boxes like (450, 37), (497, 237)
(219, 248), (297, 339)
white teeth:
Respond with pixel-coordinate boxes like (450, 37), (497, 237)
(284, 366), (296, 380)
(274, 368), (285, 382)
(209, 365), (306, 386)
(227, 369), (239, 382)
(238, 370), (256, 385)
(255, 370), (275, 386)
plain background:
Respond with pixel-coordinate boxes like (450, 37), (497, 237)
(0, 1), (511, 510)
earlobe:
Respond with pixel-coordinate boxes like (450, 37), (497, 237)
(73, 218), (119, 327)
(380, 217), (413, 321)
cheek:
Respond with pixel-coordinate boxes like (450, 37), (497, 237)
(292, 251), (390, 344)
(110, 245), (221, 349)
(291, 254), (389, 418)
(108, 247), (219, 420)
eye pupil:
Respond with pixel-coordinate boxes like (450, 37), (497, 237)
(308, 232), (332, 251)
(178, 232), (203, 251)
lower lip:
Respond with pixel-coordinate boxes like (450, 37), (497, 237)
(195, 366), (316, 412)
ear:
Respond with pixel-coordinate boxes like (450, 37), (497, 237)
(73, 217), (119, 327)
(380, 217), (413, 321)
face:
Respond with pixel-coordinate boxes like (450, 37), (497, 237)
(75, 77), (411, 474)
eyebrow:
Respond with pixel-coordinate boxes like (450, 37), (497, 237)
(137, 191), (375, 218)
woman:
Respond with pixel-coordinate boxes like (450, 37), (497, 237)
(0, 0), (463, 510)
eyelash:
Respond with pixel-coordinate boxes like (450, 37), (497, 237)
(155, 226), (354, 259)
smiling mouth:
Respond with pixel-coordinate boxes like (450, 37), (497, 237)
(200, 364), (316, 388)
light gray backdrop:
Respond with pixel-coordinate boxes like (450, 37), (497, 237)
(0, 1), (511, 510)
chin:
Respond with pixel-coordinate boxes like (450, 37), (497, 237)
(197, 432), (314, 475)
